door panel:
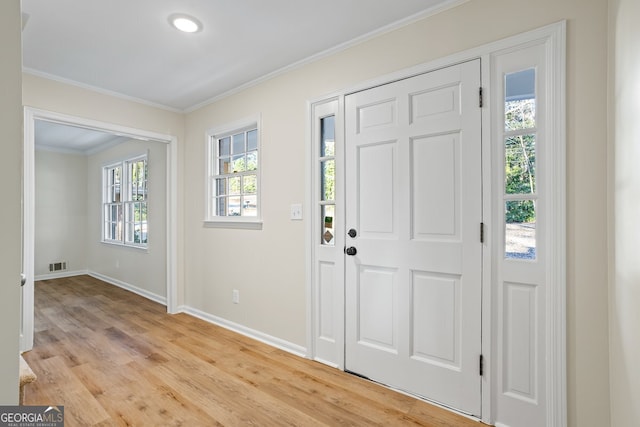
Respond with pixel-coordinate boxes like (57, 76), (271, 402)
(345, 59), (482, 415)
(412, 133), (459, 238)
(411, 272), (459, 366)
(357, 266), (398, 352)
(358, 142), (397, 236)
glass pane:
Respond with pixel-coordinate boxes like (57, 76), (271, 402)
(321, 160), (335, 201)
(131, 181), (138, 201)
(216, 197), (227, 216)
(229, 177), (241, 195)
(321, 204), (335, 245)
(219, 137), (231, 157)
(505, 200), (536, 260)
(242, 195), (257, 217)
(232, 154), (246, 172)
(110, 204), (122, 222)
(136, 202), (147, 222)
(219, 157), (231, 174)
(111, 167), (121, 184)
(505, 68), (536, 131)
(107, 204), (123, 241)
(232, 133), (245, 154)
(216, 178), (226, 196)
(228, 196), (241, 216)
(247, 129), (258, 151)
(243, 174), (257, 194)
(505, 134), (536, 194)
(246, 151), (258, 171)
(112, 184), (121, 203)
(133, 223), (143, 243)
(321, 116), (335, 157)
(126, 203), (134, 222)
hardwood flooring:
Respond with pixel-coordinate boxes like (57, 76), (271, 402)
(23, 275), (483, 426)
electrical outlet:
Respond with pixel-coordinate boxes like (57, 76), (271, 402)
(232, 289), (240, 304)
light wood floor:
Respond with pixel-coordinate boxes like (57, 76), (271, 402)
(23, 275), (483, 426)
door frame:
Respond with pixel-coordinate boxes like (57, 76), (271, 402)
(306, 21), (566, 426)
(21, 107), (179, 352)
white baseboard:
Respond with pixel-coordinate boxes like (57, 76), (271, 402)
(181, 306), (307, 358)
(88, 271), (167, 306)
(35, 269), (89, 281)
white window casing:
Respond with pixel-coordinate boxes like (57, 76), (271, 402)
(102, 153), (149, 248)
(205, 115), (262, 230)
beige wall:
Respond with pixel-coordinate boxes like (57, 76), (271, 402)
(609, 0), (640, 425)
(0, 0), (23, 404)
(35, 150), (88, 276)
(184, 0), (610, 426)
(22, 74), (184, 139)
(33, 141), (167, 299)
(86, 140), (167, 298)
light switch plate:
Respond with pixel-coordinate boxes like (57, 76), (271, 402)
(290, 204), (303, 220)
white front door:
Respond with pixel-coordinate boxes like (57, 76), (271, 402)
(344, 59), (482, 415)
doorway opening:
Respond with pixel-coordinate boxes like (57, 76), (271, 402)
(22, 107), (178, 352)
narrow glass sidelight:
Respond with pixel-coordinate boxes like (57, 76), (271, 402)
(505, 200), (536, 260)
(503, 68), (537, 260)
(322, 205), (335, 245)
(321, 160), (335, 201)
(321, 116), (335, 157)
(504, 68), (536, 131)
(505, 134), (536, 194)
(320, 115), (336, 246)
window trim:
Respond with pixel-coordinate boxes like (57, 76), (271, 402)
(102, 153), (149, 249)
(204, 115), (263, 229)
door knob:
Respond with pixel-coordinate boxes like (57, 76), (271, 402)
(20, 274), (26, 287)
(345, 246), (357, 256)
(347, 228), (357, 238)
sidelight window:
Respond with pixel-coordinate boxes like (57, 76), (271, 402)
(320, 116), (336, 245)
(503, 68), (537, 260)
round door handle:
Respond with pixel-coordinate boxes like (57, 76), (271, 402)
(347, 228), (357, 238)
(345, 246), (357, 256)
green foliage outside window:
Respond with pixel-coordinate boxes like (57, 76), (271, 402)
(505, 99), (536, 223)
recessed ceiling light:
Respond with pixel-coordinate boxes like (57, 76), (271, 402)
(168, 13), (202, 33)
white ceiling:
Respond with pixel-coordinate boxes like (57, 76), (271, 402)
(21, 0), (458, 112)
(35, 121), (134, 155)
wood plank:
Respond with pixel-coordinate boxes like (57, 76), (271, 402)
(23, 275), (485, 426)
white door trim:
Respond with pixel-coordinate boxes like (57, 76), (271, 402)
(21, 107), (179, 351)
(306, 21), (565, 426)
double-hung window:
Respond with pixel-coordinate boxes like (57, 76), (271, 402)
(206, 117), (261, 228)
(103, 155), (148, 247)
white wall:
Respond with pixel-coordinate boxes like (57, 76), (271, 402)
(609, 0), (640, 425)
(86, 140), (167, 300)
(35, 150), (88, 277)
(183, 1), (610, 426)
(0, 0), (22, 404)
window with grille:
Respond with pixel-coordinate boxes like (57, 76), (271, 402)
(103, 155), (148, 247)
(206, 117), (261, 227)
